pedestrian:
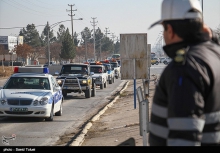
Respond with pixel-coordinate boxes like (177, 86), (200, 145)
(148, 0), (220, 146)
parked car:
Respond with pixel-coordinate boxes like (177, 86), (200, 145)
(151, 57), (159, 65)
(159, 57), (166, 63)
(163, 57), (172, 65)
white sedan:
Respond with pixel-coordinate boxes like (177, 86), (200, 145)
(0, 67), (63, 121)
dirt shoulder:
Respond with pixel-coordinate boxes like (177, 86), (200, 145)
(80, 78), (156, 146)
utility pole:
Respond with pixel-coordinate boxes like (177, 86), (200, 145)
(202, 0), (203, 21)
(100, 37), (103, 61)
(104, 27), (110, 37)
(67, 4), (77, 41)
(111, 33), (115, 55)
(91, 17), (98, 61)
(85, 37), (88, 62)
(47, 21), (50, 65)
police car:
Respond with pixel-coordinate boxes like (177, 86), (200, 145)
(0, 67), (63, 121)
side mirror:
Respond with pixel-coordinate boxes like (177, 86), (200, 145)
(90, 72), (94, 75)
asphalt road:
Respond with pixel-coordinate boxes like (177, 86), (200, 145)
(0, 76), (126, 146)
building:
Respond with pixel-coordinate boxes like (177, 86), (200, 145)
(0, 36), (23, 51)
(0, 35), (23, 61)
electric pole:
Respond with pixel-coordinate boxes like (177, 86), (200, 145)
(99, 37), (103, 61)
(91, 17), (98, 61)
(104, 27), (110, 37)
(83, 31), (88, 62)
(111, 33), (116, 54)
(47, 21), (50, 65)
(67, 4), (77, 41)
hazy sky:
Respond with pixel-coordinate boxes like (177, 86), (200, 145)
(0, 0), (220, 48)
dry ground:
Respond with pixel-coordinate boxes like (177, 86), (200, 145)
(0, 66), (14, 78)
(81, 79), (156, 146)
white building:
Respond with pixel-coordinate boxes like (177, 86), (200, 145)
(0, 36), (23, 51)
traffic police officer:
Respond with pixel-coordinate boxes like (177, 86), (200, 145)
(148, 0), (220, 146)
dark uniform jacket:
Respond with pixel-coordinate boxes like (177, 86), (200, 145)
(149, 32), (220, 146)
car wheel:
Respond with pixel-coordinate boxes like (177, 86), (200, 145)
(85, 86), (91, 98)
(100, 84), (103, 89)
(109, 79), (112, 84)
(104, 81), (107, 88)
(91, 83), (96, 97)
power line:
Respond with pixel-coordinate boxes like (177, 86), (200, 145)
(0, 20), (72, 29)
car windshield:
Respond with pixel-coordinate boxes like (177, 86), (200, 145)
(90, 67), (103, 73)
(112, 54), (120, 59)
(111, 63), (118, 68)
(61, 65), (87, 74)
(3, 77), (50, 90)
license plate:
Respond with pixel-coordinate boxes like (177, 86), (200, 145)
(10, 108), (28, 112)
(66, 87), (78, 89)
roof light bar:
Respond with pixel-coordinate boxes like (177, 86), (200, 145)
(13, 67), (49, 74)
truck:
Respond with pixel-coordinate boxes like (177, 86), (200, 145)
(110, 59), (120, 79)
(101, 62), (115, 84)
(90, 62), (108, 89)
(111, 54), (120, 61)
(56, 63), (96, 98)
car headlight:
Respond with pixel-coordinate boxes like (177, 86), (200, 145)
(1, 99), (7, 105)
(57, 80), (63, 84)
(82, 80), (87, 84)
(39, 97), (48, 105)
(33, 100), (38, 106)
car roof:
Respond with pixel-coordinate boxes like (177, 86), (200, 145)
(11, 73), (51, 78)
(90, 65), (103, 67)
(63, 63), (88, 66)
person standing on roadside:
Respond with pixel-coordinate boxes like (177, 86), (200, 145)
(148, 0), (220, 146)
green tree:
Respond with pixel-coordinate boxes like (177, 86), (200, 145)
(114, 41), (120, 54)
(80, 27), (92, 45)
(95, 28), (105, 51)
(41, 22), (57, 46)
(19, 24), (41, 47)
(60, 28), (76, 60)
(40, 22), (57, 60)
(57, 24), (66, 43)
(73, 32), (80, 46)
(19, 24), (45, 61)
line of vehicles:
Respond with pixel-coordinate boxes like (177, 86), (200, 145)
(151, 57), (172, 65)
(0, 58), (121, 122)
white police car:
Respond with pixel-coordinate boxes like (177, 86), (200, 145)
(0, 67), (63, 121)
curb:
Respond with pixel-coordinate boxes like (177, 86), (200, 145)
(70, 80), (130, 146)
